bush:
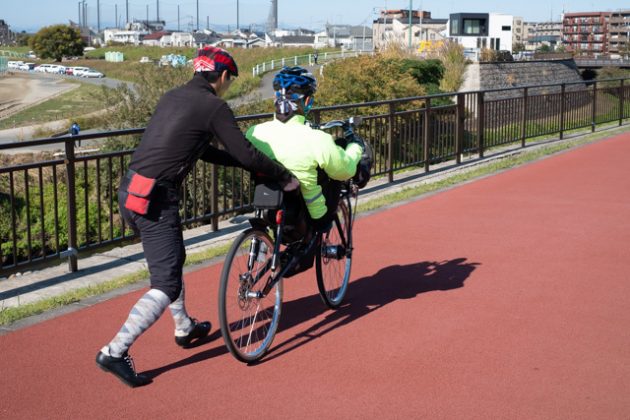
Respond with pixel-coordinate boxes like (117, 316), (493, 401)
(317, 53), (427, 107)
(437, 41), (467, 93)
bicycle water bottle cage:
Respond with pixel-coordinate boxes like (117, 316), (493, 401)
(253, 182), (284, 209)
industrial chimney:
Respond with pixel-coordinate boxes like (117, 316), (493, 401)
(266, 0), (278, 33)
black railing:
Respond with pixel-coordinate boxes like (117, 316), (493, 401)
(1, 78), (630, 276)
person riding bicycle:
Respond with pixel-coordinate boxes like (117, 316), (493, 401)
(246, 66), (365, 235)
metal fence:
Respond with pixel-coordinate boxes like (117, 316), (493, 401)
(251, 50), (373, 76)
(1, 77), (629, 277)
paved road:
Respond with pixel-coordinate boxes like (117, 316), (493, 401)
(1, 131), (629, 418)
(228, 64), (321, 108)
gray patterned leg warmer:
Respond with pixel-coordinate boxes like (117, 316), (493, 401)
(102, 288), (171, 358)
(169, 285), (193, 337)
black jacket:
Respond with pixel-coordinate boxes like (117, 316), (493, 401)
(129, 74), (292, 185)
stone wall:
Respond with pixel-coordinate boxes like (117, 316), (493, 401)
(476, 59), (586, 100)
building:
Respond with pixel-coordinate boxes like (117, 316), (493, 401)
(526, 21), (562, 51)
(373, 10), (447, 50)
(512, 17), (526, 48)
(448, 13), (514, 56)
(0, 19), (13, 45)
(608, 10), (630, 58)
(171, 32), (194, 47)
(320, 24), (372, 50)
(562, 12), (611, 57)
(142, 31), (171, 46)
(103, 28), (147, 45)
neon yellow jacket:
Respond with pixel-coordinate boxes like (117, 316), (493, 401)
(246, 115), (362, 219)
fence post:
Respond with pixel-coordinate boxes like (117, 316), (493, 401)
(456, 93), (465, 164)
(423, 97), (432, 173)
(521, 87), (528, 147)
(387, 102), (396, 183)
(271, 59), (274, 69)
(477, 91), (485, 158)
(619, 79), (624, 126)
(559, 83), (566, 140)
(591, 81), (598, 132)
(210, 163), (219, 232)
(64, 139), (78, 272)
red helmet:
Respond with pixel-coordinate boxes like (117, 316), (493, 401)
(193, 46), (239, 77)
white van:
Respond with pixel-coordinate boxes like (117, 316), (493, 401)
(7, 61), (23, 69)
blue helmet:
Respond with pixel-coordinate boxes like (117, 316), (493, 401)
(272, 66), (317, 97)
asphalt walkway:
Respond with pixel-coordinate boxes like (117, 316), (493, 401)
(0, 132), (629, 418)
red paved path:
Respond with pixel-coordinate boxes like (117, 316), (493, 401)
(2, 134), (630, 419)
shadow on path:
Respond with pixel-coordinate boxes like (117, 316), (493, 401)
(143, 257), (478, 376)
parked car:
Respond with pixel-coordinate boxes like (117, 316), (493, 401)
(18, 63), (36, 71)
(35, 64), (52, 73)
(7, 61), (23, 69)
(69, 66), (91, 77)
(82, 69), (105, 78)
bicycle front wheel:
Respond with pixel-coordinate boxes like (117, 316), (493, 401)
(316, 196), (352, 309)
(219, 228), (282, 363)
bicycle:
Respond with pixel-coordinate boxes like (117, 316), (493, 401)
(218, 116), (370, 363)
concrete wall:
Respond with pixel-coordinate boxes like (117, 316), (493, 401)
(463, 59), (586, 99)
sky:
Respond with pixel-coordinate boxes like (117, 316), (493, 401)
(2, 0), (630, 33)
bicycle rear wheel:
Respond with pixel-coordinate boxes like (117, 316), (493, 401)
(316, 196), (352, 309)
(219, 228), (282, 363)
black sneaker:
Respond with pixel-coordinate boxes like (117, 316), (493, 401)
(174, 318), (211, 348)
(96, 351), (152, 388)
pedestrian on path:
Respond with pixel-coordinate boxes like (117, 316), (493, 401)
(69, 121), (81, 147)
(313, 51), (319, 65)
(95, 47), (299, 388)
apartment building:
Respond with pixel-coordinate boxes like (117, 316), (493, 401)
(608, 10), (630, 58)
(526, 21), (562, 50)
(562, 12), (610, 57)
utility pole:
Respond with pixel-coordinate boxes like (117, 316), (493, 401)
(115, 4), (118, 28)
(126, 0), (129, 26)
(237, 0), (240, 30)
(157, 0), (160, 22)
(178, 5), (180, 31)
(97, 0), (100, 33)
(78, 2), (82, 27)
(207, 16), (209, 30)
(146, 4), (149, 27)
(196, 0), (199, 31)
(408, 0), (413, 49)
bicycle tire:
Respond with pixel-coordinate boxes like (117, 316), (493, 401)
(316, 195), (352, 309)
(218, 228), (282, 363)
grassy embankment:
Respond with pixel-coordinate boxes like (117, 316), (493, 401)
(0, 82), (103, 131)
(0, 46), (332, 131)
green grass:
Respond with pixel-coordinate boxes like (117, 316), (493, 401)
(0, 242), (232, 326)
(0, 82), (106, 130)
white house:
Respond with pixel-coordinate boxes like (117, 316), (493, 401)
(171, 32), (194, 47)
(448, 13), (513, 55)
(103, 28), (147, 45)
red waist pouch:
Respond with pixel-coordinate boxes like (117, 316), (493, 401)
(124, 171), (156, 215)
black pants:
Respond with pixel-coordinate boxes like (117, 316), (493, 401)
(118, 178), (185, 303)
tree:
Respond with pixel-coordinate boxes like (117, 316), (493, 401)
(29, 25), (84, 62)
(16, 32), (32, 47)
(512, 42), (526, 53)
